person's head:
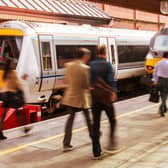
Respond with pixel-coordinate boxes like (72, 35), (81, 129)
(5, 57), (17, 69)
(77, 48), (91, 64)
(163, 52), (168, 58)
(97, 45), (107, 59)
(3, 58), (17, 80)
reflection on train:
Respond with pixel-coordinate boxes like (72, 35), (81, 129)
(0, 21), (155, 112)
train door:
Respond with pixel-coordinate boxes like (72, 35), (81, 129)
(99, 37), (118, 78)
(39, 35), (56, 91)
(107, 37), (118, 78)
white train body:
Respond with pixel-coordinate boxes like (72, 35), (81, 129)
(0, 21), (155, 103)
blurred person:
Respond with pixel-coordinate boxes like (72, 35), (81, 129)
(153, 52), (168, 117)
(90, 45), (118, 159)
(62, 48), (92, 152)
(21, 74), (30, 103)
(0, 58), (29, 140)
(20, 74), (32, 133)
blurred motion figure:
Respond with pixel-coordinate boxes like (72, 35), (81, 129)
(0, 58), (27, 140)
(153, 52), (168, 117)
(62, 48), (92, 152)
(90, 45), (118, 159)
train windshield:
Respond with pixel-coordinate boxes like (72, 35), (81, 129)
(0, 36), (23, 62)
(153, 35), (168, 51)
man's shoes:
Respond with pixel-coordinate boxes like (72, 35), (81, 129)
(160, 111), (165, 117)
(63, 145), (74, 152)
(92, 153), (105, 160)
(104, 146), (121, 154)
(0, 131), (7, 140)
(104, 143), (122, 154)
(159, 105), (167, 117)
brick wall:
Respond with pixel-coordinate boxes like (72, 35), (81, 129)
(88, 0), (167, 31)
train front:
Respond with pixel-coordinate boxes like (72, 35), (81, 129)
(145, 28), (168, 74)
(0, 28), (23, 88)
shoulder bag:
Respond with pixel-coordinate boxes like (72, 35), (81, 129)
(91, 63), (115, 105)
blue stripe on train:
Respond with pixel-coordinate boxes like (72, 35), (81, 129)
(41, 74), (64, 79)
(40, 66), (143, 79)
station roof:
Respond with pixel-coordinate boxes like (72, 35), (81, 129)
(102, 0), (160, 14)
(0, 0), (112, 24)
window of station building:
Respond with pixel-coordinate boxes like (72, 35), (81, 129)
(41, 42), (52, 71)
(56, 45), (97, 69)
(118, 45), (149, 63)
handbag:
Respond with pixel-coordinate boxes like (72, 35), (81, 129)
(91, 64), (114, 105)
(149, 87), (160, 103)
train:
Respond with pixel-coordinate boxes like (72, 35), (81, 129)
(0, 21), (155, 111)
(145, 26), (168, 74)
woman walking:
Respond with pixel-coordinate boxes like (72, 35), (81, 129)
(0, 58), (25, 139)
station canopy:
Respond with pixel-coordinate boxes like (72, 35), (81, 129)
(0, 0), (112, 24)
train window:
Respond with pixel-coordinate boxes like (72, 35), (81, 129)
(56, 45), (97, 68)
(0, 36), (22, 61)
(41, 42), (52, 71)
(118, 45), (149, 63)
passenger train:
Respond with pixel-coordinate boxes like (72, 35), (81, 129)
(0, 21), (155, 111)
(145, 26), (168, 74)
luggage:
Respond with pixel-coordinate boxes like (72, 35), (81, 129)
(91, 63), (115, 105)
(149, 87), (160, 103)
(91, 77), (114, 105)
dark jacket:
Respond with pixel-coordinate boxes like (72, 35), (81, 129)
(90, 57), (117, 92)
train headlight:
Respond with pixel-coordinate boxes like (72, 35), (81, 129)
(146, 66), (154, 70)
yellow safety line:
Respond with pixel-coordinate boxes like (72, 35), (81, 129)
(0, 104), (158, 156)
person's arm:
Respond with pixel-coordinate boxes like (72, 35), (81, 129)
(152, 63), (159, 84)
(82, 67), (90, 90)
(89, 62), (96, 85)
(12, 70), (23, 90)
(63, 63), (69, 89)
(107, 63), (117, 92)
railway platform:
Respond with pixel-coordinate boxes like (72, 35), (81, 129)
(0, 95), (168, 168)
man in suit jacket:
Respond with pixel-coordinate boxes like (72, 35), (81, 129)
(62, 48), (92, 152)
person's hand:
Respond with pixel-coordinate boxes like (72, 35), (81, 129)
(152, 82), (158, 87)
(111, 92), (117, 102)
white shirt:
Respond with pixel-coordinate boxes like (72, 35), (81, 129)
(153, 59), (168, 83)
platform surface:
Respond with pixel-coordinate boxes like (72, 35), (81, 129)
(0, 95), (168, 168)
